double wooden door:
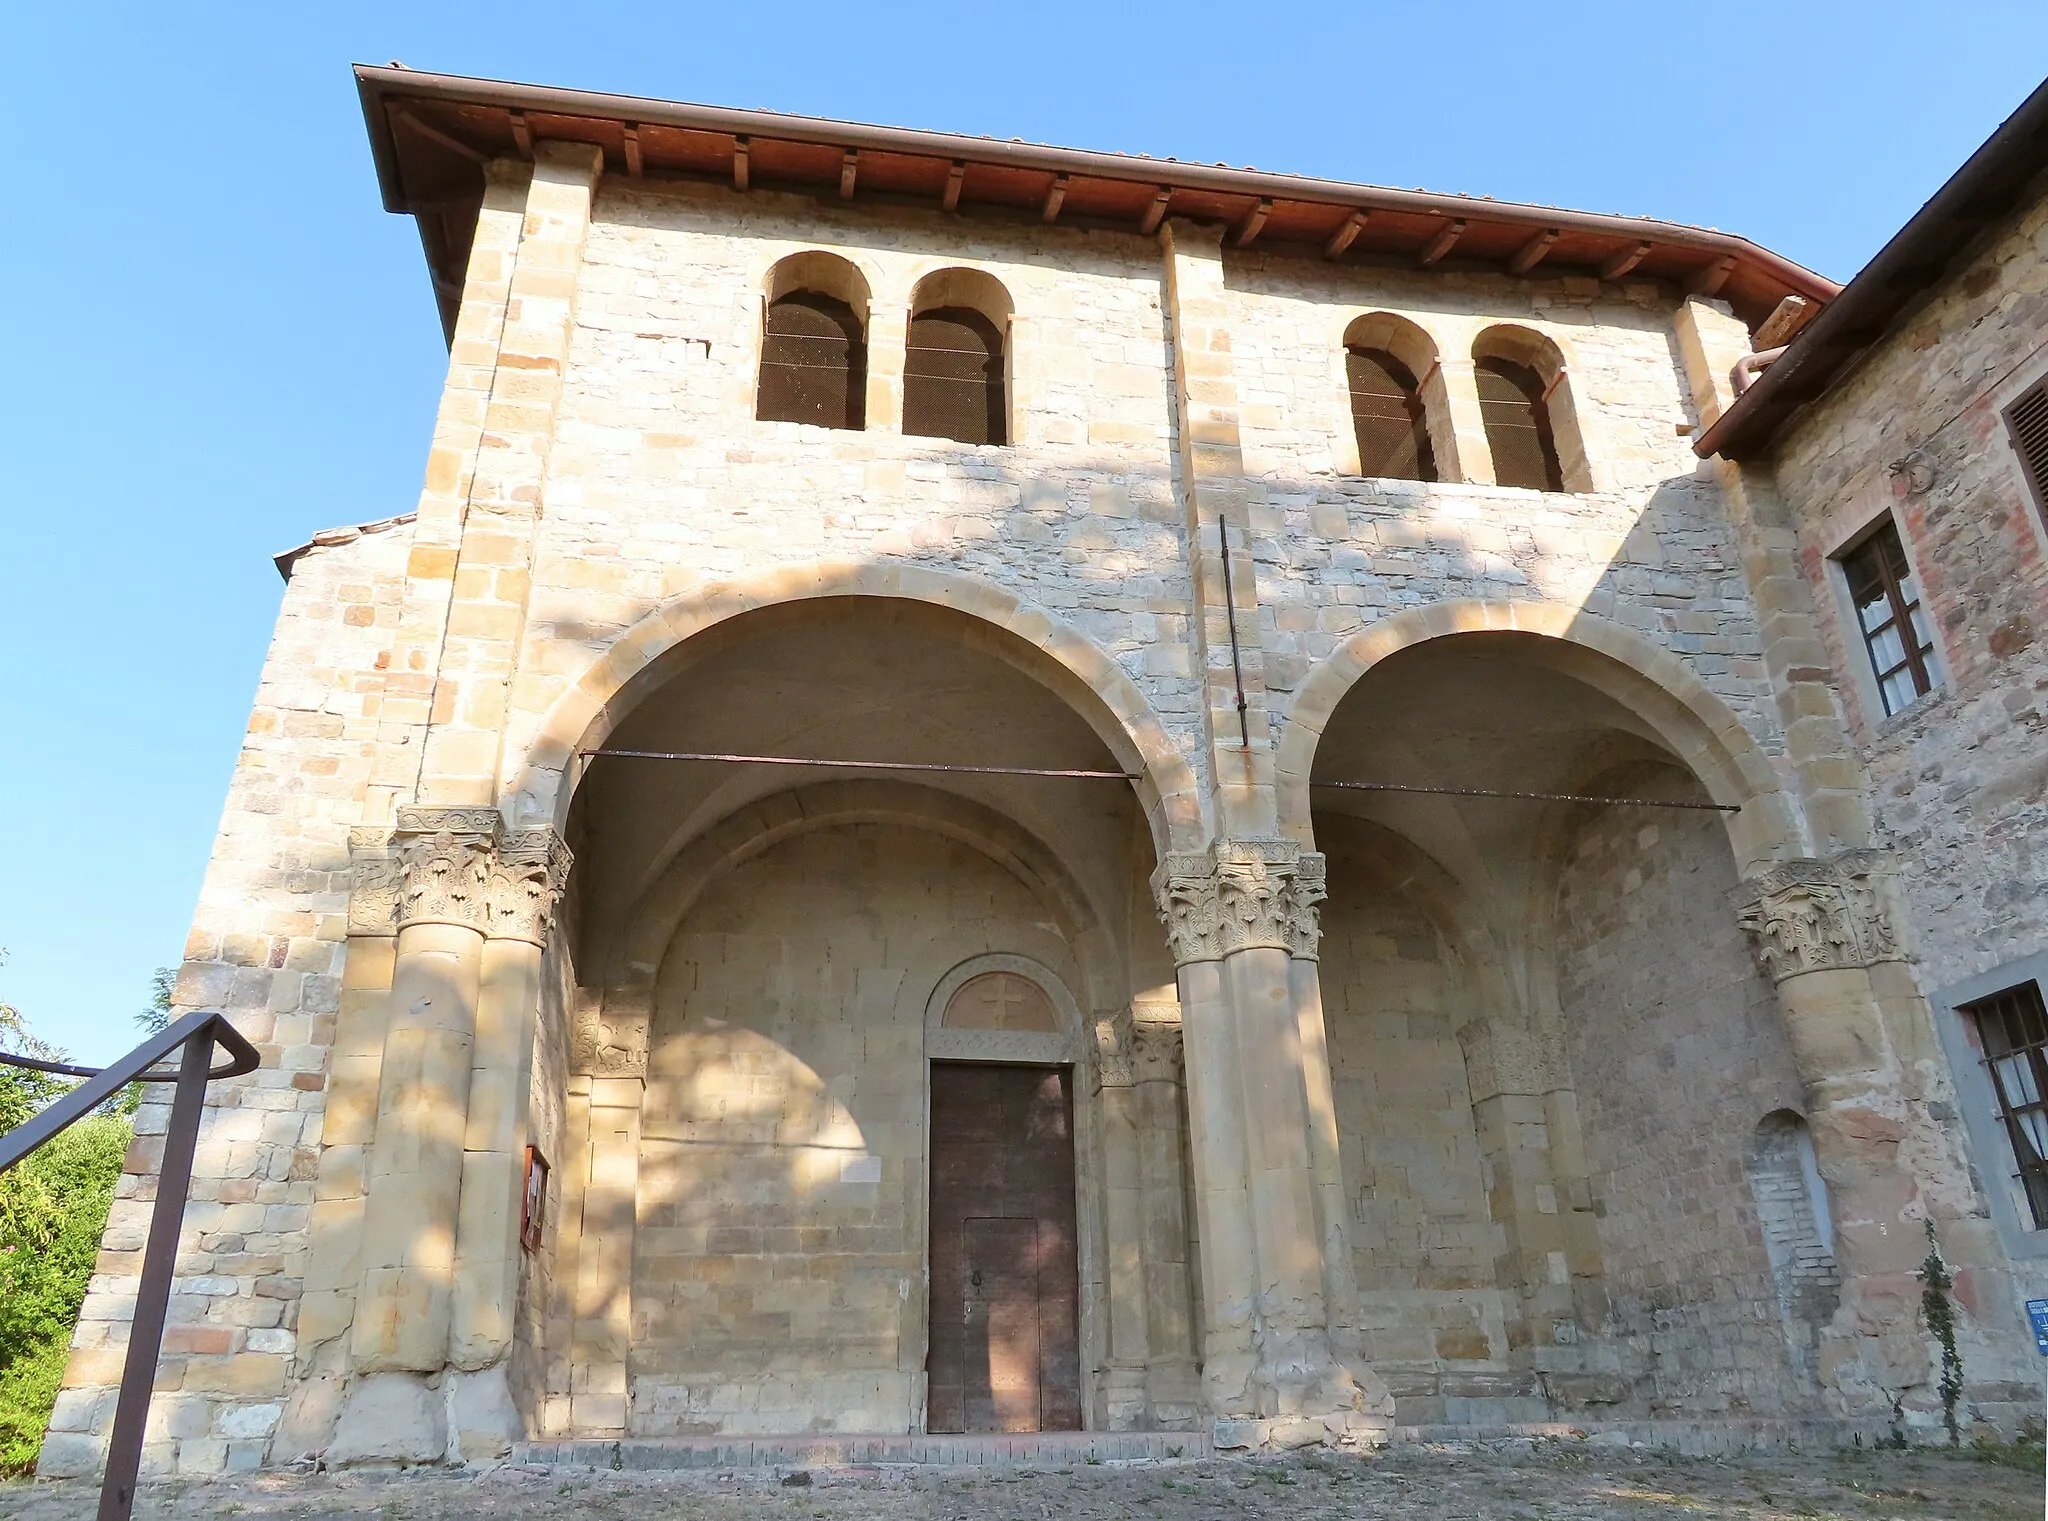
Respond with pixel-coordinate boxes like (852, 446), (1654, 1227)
(925, 1063), (1082, 1433)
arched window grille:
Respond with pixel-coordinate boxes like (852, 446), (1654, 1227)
(1345, 346), (1436, 481)
(904, 306), (1006, 445)
(1474, 355), (1563, 491)
(757, 290), (867, 430)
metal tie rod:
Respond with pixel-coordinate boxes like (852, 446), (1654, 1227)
(1313, 779), (1739, 812)
(581, 749), (1740, 810)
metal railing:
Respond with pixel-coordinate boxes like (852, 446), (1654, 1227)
(0, 1012), (260, 1521)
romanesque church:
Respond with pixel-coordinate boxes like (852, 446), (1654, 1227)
(40, 66), (2048, 1474)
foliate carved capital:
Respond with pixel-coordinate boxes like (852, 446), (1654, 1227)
(1734, 849), (1907, 983)
(490, 829), (574, 945)
(1131, 1021), (1185, 1086)
(394, 807), (502, 932)
(1151, 839), (1327, 964)
(347, 827), (402, 936)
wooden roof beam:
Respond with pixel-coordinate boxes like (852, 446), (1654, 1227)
(623, 124), (643, 178)
(509, 111), (532, 155)
(1599, 240), (1652, 281)
(1234, 198), (1272, 247)
(1324, 209), (1369, 260)
(1508, 227), (1560, 276)
(1139, 186), (1174, 235)
(942, 160), (965, 212)
(1418, 217), (1466, 267)
(391, 106), (486, 164)
(1691, 253), (1737, 297)
(1042, 174), (1069, 223)
(733, 136), (750, 191)
(839, 149), (858, 200)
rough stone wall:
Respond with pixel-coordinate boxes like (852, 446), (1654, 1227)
(497, 180), (1211, 819)
(42, 520), (415, 1479)
(1552, 769), (1812, 1417)
(1315, 823), (1514, 1418)
(1770, 190), (2048, 993)
(1216, 263), (1784, 761)
(631, 823), (1084, 1435)
(1746, 1111), (1843, 1385)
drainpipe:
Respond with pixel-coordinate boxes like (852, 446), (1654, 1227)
(1731, 345), (1789, 396)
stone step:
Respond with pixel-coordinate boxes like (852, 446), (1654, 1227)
(514, 1431), (1213, 1471)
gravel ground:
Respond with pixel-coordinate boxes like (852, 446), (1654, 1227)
(3, 1442), (2043, 1521)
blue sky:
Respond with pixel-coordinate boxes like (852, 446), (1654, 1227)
(2, 4), (2044, 1062)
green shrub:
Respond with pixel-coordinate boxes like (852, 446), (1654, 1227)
(0, 1113), (129, 1475)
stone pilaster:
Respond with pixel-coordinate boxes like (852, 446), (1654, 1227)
(448, 830), (572, 1459)
(1732, 849), (2002, 1409)
(1154, 840), (1391, 1448)
(1159, 219), (1277, 836)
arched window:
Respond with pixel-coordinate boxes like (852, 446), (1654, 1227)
(905, 268), (1013, 446)
(1346, 348), (1436, 481)
(757, 252), (870, 430)
(1341, 312), (1443, 482)
(1473, 356), (1561, 491)
(906, 308), (1006, 445)
(1472, 325), (1590, 492)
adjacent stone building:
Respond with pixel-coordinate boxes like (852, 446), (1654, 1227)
(38, 65), (2048, 1476)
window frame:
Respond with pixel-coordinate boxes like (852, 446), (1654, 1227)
(1825, 512), (1945, 723)
(1965, 980), (2048, 1232)
(1931, 951), (2048, 1259)
(2003, 370), (2048, 538)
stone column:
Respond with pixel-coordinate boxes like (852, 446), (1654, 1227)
(1435, 357), (1497, 486)
(1734, 850), (2013, 1408)
(1093, 1019), (1152, 1430)
(1155, 840), (1392, 1449)
(332, 806), (500, 1461)
(446, 829), (572, 1458)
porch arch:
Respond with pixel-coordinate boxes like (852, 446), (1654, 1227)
(507, 563), (1205, 857)
(1274, 599), (1802, 874)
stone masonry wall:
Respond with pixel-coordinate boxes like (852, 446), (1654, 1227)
(633, 823), (1085, 1435)
(1315, 819), (1515, 1421)
(1771, 190), (2048, 994)
(42, 518), (416, 1478)
(1552, 764), (1812, 1418)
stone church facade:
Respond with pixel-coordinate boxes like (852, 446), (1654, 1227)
(39, 67), (2048, 1476)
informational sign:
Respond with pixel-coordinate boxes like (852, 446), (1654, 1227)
(2026, 1298), (2048, 1355)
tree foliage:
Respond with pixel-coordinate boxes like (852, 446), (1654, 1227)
(0, 987), (132, 1476)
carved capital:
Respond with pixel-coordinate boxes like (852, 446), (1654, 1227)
(1734, 849), (1907, 983)
(490, 829), (573, 945)
(573, 997), (648, 1078)
(1151, 839), (1326, 964)
(394, 808), (502, 932)
(347, 827), (401, 936)
(1131, 1021), (1185, 1086)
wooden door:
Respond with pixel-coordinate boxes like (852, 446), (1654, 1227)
(926, 1064), (1081, 1432)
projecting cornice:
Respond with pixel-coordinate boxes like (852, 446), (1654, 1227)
(354, 64), (1838, 343)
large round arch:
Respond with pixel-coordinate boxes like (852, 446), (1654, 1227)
(506, 564), (1205, 858)
(1273, 599), (1802, 874)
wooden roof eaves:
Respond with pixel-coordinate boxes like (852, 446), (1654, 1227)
(355, 64), (1839, 312)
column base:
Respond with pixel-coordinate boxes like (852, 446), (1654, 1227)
(329, 1372), (448, 1466)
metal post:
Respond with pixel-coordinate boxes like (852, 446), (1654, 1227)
(96, 1030), (214, 1521)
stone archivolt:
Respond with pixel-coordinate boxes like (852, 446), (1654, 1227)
(348, 809), (572, 945)
(1153, 840), (1328, 964)
(1734, 849), (1906, 983)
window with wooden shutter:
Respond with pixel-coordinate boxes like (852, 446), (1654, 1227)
(904, 306), (1006, 445)
(757, 290), (867, 430)
(1474, 355), (1562, 491)
(1967, 980), (2048, 1231)
(1839, 519), (1939, 716)
(1345, 346), (1436, 481)
(2008, 378), (2048, 525)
